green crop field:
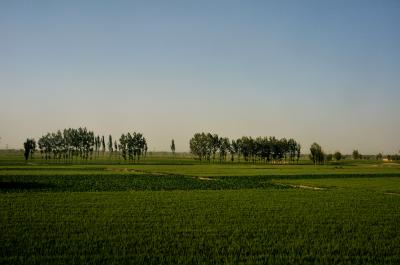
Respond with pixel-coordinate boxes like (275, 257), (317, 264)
(3, 0), (400, 263)
(1, 152), (400, 264)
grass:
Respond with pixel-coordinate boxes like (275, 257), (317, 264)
(0, 174), (286, 192)
(273, 176), (400, 193)
(1, 159), (400, 177)
(2, 189), (400, 264)
(1, 152), (400, 264)
(115, 163), (400, 176)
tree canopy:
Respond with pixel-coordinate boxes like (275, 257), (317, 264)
(23, 138), (36, 161)
(189, 132), (301, 164)
(309, 143), (325, 165)
(171, 139), (176, 155)
(34, 128), (147, 163)
(119, 132), (147, 162)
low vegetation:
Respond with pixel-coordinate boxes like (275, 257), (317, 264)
(189, 132), (301, 163)
(1, 153), (400, 264)
(2, 187), (400, 265)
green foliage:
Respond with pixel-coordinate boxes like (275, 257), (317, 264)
(1, 158), (400, 264)
(1, 186), (400, 264)
(189, 133), (209, 161)
(353, 149), (362, 160)
(334, 151), (342, 161)
(94, 135), (101, 156)
(0, 174), (284, 192)
(37, 128), (94, 161)
(387, 154), (400, 161)
(170, 139), (175, 155)
(309, 143), (325, 165)
(32, 129), (149, 164)
(101, 135), (106, 153)
(108, 135), (113, 153)
(23, 138), (36, 161)
(118, 132), (147, 163)
(190, 133), (301, 164)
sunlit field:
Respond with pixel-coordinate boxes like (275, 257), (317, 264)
(1, 151), (400, 264)
(2, 0), (400, 264)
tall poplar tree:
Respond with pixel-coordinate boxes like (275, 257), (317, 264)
(171, 139), (175, 156)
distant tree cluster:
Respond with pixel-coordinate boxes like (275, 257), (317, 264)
(189, 132), (301, 163)
(324, 151), (343, 162)
(352, 149), (362, 160)
(386, 154), (400, 161)
(23, 129), (396, 165)
(309, 143), (325, 165)
(37, 128), (95, 161)
(334, 151), (342, 161)
(118, 132), (147, 162)
(24, 128), (148, 163)
(23, 139), (36, 161)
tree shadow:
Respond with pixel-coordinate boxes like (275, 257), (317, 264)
(0, 181), (55, 191)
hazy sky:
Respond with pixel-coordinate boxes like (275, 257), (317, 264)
(1, 0), (399, 153)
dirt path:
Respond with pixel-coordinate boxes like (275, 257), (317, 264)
(275, 183), (325, 190)
(197, 177), (214, 181)
(104, 168), (166, 175)
(384, 192), (400, 196)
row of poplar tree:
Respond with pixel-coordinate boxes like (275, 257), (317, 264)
(24, 127), (147, 162)
(189, 132), (301, 163)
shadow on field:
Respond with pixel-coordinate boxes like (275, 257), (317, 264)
(0, 181), (55, 191)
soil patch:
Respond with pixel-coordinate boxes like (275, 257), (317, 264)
(384, 192), (400, 196)
(198, 177), (214, 181)
(275, 183), (325, 190)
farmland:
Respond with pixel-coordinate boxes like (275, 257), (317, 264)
(1, 152), (400, 264)
(3, 0), (400, 264)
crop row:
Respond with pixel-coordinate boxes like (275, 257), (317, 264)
(2, 173), (400, 193)
(0, 174), (288, 192)
(1, 189), (400, 264)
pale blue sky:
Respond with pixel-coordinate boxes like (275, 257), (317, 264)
(1, 0), (399, 153)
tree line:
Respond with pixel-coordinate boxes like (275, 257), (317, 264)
(307, 144), (400, 164)
(37, 128), (95, 161)
(23, 127), (147, 163)
(118, 132), (148, 162)
(22, 129), (398, 164)
(189, 132), (301, 163)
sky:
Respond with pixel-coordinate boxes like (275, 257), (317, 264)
(1, 0), (399, 154)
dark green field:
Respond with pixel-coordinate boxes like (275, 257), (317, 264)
(1, 152), (400, 264)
